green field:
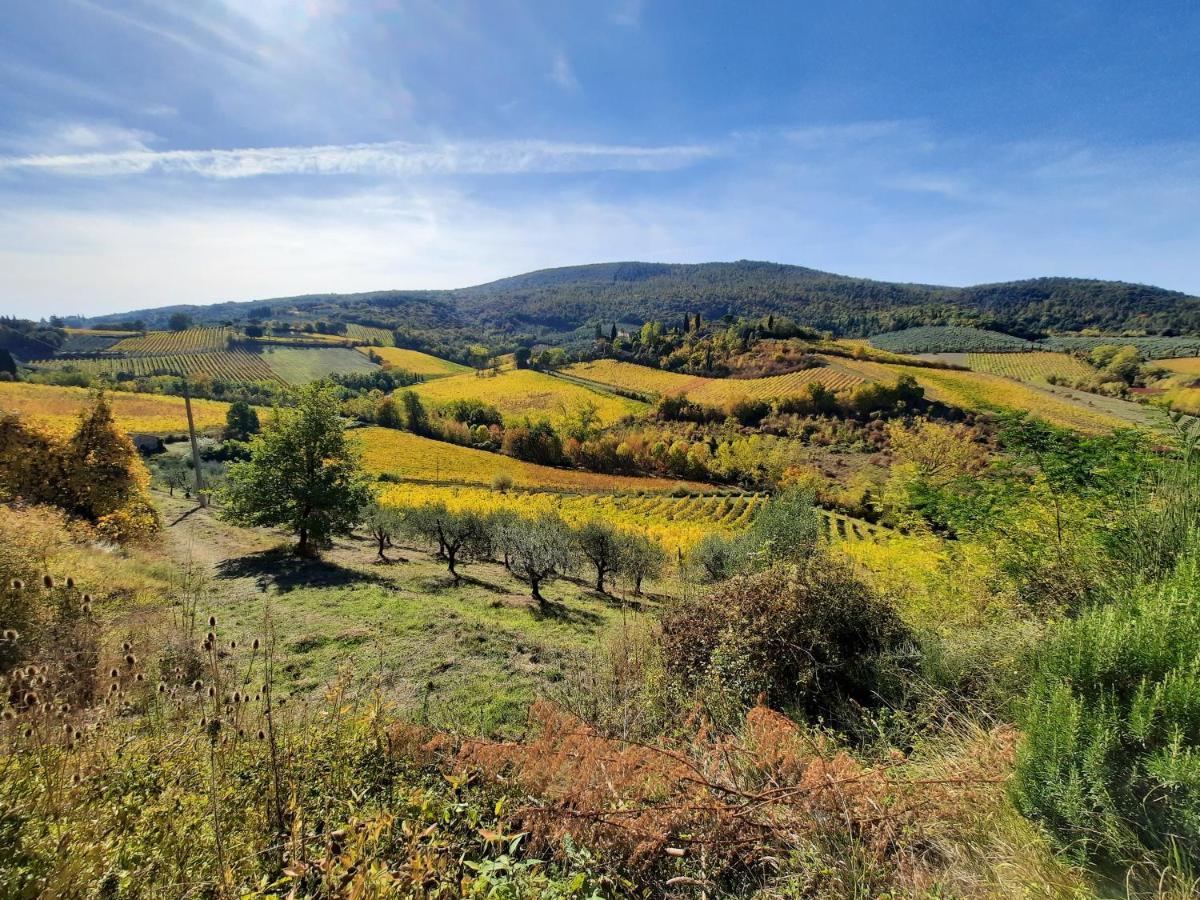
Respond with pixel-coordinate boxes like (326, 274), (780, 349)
(870, 326), (1038, 353)
(258, 345), (379, 383)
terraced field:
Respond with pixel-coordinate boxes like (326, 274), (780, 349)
(344, 324), (395, 345)
(257, 346), (378, 383)
(965, 351), (1093, 382)
(411, 368), (647, 426)
(361, 346), (472, 378)
(380, 482), (884, 555)
(110, 328), (231, 354)
(356, 426), (710, 492)
(563, 359), (867, 404)
(0, 381), (231, 434)
(29, 350), (285, 384)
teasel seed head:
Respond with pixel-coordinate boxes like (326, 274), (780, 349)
(65, 576), (75, 590)
(109, 668), (119, 679)
(208, 616), (217, 628)
(192, 680), (203, 692)
(121, 641), (131, 653)
(207, 686), (216, 698)
(123, 654), (136, 667)
(252, 638), (260, 651)
(10, 578), (24, 591)
(2, 629), (18, 641)
(42, 575), (54, 589)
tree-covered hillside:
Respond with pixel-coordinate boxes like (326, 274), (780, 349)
(76, 260), (1200, 340)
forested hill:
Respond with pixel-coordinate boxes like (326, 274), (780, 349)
(79, 261), (1200, 338)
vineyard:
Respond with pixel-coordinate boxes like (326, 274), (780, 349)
(356, 426), (712, 492)
(411, 368), (647, 426)
(109, 327), (231, 354)
(255, 346), (379, 383)
(964, 351), (1093, 382)
(59, 328), (137, 353)
(343, 324), (395, 345)
(836, 358), (1144, 432)
(562, 359), (866, 404)
(378, 482), (884, 555)
(361, 346), (473, 378)
(0, 381), (231, 434)
(1045, 335), (1200, 359)
(869, 326), (1037, 354)
(1157, 357), (1200, 375)
(28, 350), (285, 384)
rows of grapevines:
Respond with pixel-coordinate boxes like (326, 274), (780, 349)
(109, 327), (231, 354)
(30, 350), (285, 383)
(380, 483), (881, 556)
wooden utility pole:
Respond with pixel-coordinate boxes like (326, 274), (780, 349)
(181, 376), (208, 507)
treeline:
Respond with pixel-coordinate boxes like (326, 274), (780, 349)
(452, 261), (1200, 338)
(365, 501), (668, 602)
(349, 375), (933, 493)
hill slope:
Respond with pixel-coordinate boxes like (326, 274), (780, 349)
(77, 261), (1200, 338)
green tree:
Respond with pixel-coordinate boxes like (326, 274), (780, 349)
(168, 312), (192, 332)
(399, 391), (429, 435)
(574, 520), (623, 592)
(508, 512), (574, 605)
(223, 400), (260, 442)
(619, 532), (666, 595)
(221, 383), (372, 557)
(362, 501), (403, 560)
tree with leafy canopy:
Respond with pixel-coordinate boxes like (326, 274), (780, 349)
(508, 512), (574, 605)
(362, 501), (403, 561)
(574, 520), (624, 592)
(223, 400), (260, 442)
(619, 532), (667, 595)
(221, 382), (372, 557)
(168, 312), (192, 332)
(399, 390), (429, 435)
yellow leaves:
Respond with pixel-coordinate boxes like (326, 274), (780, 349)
(0, 381), (230, 435)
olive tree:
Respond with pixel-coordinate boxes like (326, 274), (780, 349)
(508, 512), (574, 606)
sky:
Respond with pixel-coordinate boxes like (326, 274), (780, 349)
(0, 0), (1198, 318)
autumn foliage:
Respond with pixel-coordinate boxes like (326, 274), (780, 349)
(0, 392), (159, 542)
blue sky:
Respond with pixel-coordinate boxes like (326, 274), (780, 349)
(0, 0), (1197, 317)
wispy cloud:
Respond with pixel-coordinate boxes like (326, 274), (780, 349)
(0, 137), (715, 179)
(611, 0), (643, 27)
(550, 52), (580, 91)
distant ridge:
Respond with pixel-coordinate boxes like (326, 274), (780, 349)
(78, 260), (1200, 338)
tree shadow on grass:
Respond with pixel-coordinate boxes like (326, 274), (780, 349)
(216, 547), (392, 593)
(528, 597), (605, 628)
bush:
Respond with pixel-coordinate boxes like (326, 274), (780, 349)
(661, 555), (912, 727)
(1013, 552), (1200, 878)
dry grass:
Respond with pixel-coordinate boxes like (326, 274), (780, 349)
(0, 382), (231, 435)
(411, 368), (647, 426)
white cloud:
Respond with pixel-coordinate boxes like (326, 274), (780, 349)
(0, 137), (713, 179)
(550, 52), (580, 91)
